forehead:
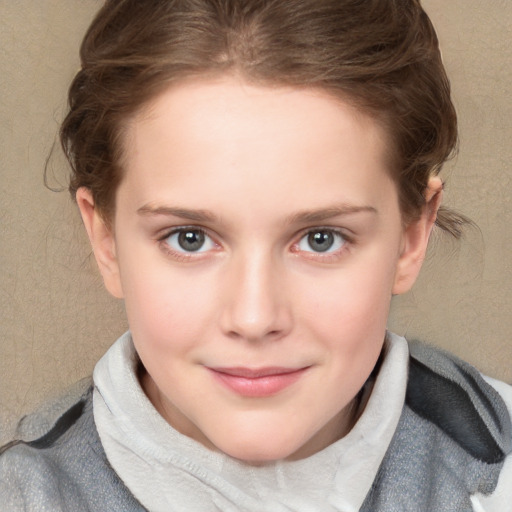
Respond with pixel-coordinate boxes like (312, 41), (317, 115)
(118, 77), (397, 218)
(129, 77), (387, 152)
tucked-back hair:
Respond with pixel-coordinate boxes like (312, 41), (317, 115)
(61, 0), (463, 234)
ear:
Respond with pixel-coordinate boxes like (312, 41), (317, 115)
(392, 177), (443, 295)
(76, 187), (124, 299)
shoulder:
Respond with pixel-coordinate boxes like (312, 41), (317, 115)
(471, 375), (512, 512)
(11, 377), (93, 442)
(407, 341), (512, 510)
(363, 339), (511, 511)
(406, 341), (511, 466)
(0, 380), (95, 510)
(0, 379), (145, 511)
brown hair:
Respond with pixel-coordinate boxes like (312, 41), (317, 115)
(61, 0), (465, 235)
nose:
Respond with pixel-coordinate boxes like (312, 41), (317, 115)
(219, 251), (293, 342)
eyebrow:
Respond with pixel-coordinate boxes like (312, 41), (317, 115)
(137, 205), (217, 222)
(286, 204), (377, 224)
(137, 202), (377, 225)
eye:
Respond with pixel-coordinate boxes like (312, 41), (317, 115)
(297, 229), (346, 253)
(164, 228), (216, 253)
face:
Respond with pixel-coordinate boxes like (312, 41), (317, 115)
(81, 77), (435, 462)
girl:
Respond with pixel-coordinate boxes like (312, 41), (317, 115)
(1, 1), (511, 510)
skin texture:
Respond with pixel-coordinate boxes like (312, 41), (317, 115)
(78, 77), (441, 462)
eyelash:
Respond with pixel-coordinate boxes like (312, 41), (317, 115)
(292, 227), (352, 262)
(157, 226), (352, 262)
(157, 226), (218, 262)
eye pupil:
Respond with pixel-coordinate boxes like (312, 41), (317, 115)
(308, 231), (334, 252)
(178, 230), (205, 252)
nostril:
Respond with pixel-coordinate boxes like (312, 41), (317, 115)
(227, 329), (282, 342)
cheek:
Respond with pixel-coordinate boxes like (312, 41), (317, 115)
(298, 251), (398, 377)
(119, 255), (219, 352)
(301, 257), (397, 330)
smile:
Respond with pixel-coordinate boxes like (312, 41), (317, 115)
(207, 366), (309, 398)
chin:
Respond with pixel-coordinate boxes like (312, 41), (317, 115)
(212, 432), (309, 464)
(229, 446), (295, 465)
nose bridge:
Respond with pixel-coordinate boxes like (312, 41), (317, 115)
(221, 246), (291, 341)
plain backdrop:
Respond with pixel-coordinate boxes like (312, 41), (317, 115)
(1, 0), (511, 444)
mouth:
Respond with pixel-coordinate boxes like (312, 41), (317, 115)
(207, 366), (310, 397)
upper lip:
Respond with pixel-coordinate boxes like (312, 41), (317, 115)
(208, 366), (308, 378)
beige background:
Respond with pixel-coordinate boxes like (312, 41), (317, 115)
(1, 0), (511, 444)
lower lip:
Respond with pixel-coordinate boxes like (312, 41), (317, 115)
(209, 368), (307, 398)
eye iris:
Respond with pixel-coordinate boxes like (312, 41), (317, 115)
(308, 231), (334, 252)
(178, 230), (205, 252)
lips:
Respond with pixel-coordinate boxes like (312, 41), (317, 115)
(207, 366), (309, 397)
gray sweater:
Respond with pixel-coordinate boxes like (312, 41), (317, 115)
(1, 337), (511, 511)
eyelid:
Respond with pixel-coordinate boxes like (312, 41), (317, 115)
(291, 226), (353, 259)
(294, 226), (353, 243)
(157, 225), (207, 241)
(157, 225), (220, 260)
(155, 224), (353, 262)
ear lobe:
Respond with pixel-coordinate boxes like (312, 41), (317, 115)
(76, 187), (124, 299)
(392, 177), (443, 295)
